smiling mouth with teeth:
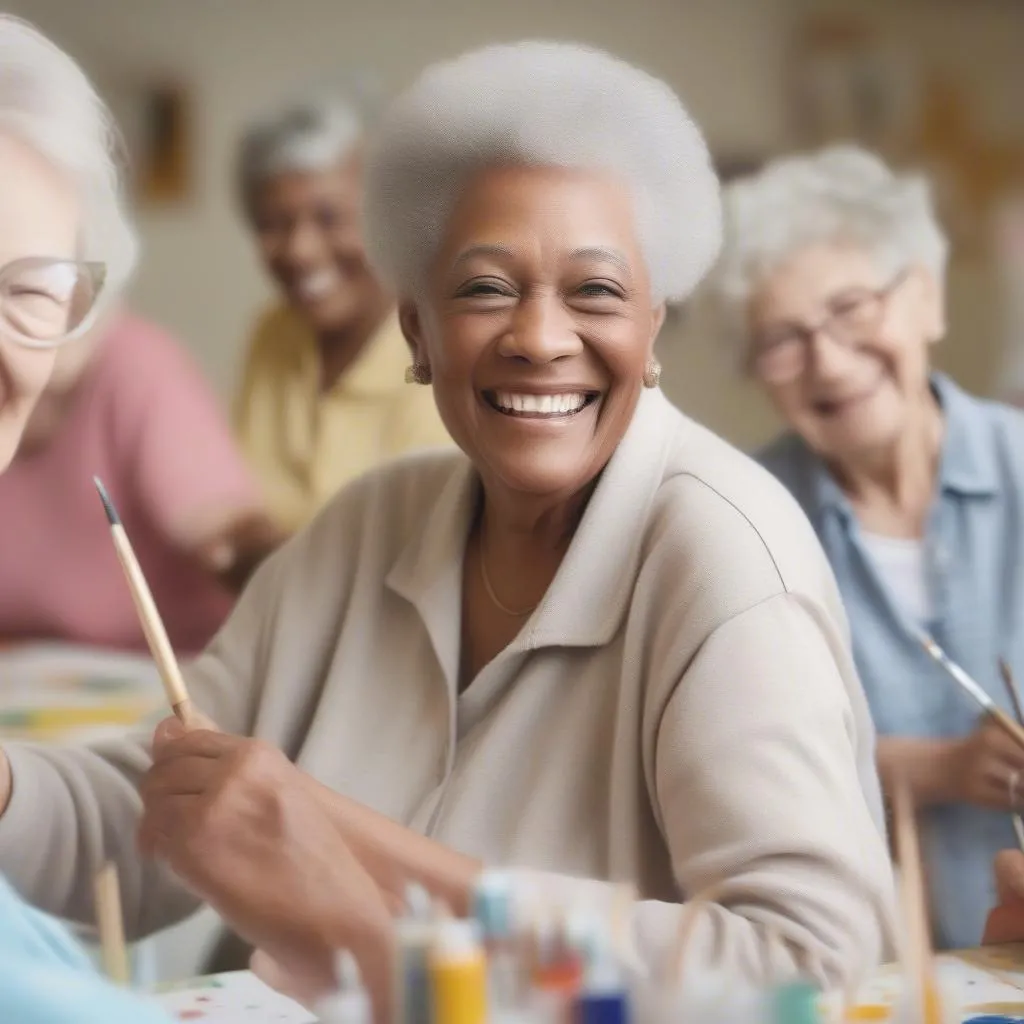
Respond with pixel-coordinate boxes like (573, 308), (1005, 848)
(290, 270), (342, 302)
(484, 391), (599, 418)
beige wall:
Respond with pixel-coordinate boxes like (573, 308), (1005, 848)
(10, 0), (1024, 450)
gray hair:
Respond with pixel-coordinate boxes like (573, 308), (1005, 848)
(0, 15), (136, 297)
(236, 90), (367, 223)
(363, 41), (722, 305)
(708, 144), (949, 345)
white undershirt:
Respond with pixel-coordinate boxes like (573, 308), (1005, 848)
(860, 531), (934, 625)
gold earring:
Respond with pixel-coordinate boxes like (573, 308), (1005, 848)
(642, 360), (662, 389)
(404, 363), (433, 385)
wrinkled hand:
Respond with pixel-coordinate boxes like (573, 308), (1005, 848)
(983, 849), (1024, 944)
(946, 717), (1024, 810)
(139, 718), (393, 1006)
(195, 512), (286, 592)
(995, 849), (1024, 905)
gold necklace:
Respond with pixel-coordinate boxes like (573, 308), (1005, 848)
(478, 528), (537, 618)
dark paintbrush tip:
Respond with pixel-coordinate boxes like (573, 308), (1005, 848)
(93, 476), (121, 526)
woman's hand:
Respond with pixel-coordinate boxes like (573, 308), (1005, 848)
(995, 849), (1024, 905)
(193, 511), (286, 592)
(139, 719), (393, 1010)
(945, 717), (1024, 810)
(983, 850), (1024, 944)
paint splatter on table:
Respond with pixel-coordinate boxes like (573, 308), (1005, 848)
(146, 952), (1024, 1023)
(151, 971), (315, 1023)
(821, 950), (1024, 1023)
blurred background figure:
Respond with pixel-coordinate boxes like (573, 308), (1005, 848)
(232, 90), (452, 533)
(706, 144), (1024, 951)
(0, 303), (282, 653)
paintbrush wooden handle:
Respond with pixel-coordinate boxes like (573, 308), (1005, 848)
(110, 526), (190, 712)
(94, 862), (130, 986)
(992, 707), (1024, 750)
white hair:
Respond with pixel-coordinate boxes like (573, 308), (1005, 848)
(0, 15), (136, 296)
(708, 144), (948, 343)
(363, 41), (722, 305)
(236, 90), (367, 223)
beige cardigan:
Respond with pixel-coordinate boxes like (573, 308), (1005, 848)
(0, 389), (894, 986)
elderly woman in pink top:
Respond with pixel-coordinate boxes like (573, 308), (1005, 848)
(0, 301), (283, 653)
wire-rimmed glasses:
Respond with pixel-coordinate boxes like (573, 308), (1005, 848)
(750, 270), (909, 384)
(0, 256), (107, 349)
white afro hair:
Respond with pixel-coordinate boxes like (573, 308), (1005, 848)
(363, 41), (722, 305)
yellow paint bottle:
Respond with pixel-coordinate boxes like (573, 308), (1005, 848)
(429, 918), (488, 1024)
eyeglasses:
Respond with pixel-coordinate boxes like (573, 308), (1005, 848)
(0, 257), (107, 349)
(750, 270), (909, 384)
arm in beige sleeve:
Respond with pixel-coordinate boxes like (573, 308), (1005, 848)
(506, 593), (896, 990)
(0, 553), (280, 938)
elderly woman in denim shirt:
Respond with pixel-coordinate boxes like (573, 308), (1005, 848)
(705, 144), (1024, 950)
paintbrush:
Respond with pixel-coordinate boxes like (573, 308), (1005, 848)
(93, 477), (194, 726)
(998, 660), (1024, 853)
(1000, 660), (1024, 726)
(93, 861), (130, 986)
(920, 635), (1024, 750)
(891, 776), (941, 1024)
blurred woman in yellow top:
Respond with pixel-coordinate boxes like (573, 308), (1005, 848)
(233, 90), (452, 532)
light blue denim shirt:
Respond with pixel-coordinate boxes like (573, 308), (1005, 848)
(759, 373), (1024, 950)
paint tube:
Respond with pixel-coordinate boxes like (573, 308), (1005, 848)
(429, 917), (488, 1024)
(395, 882), (435, 1024)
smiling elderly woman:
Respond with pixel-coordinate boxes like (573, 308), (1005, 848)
(708, 145), (1024, 950)
(0, 44), (892, 1006)
(233, 88), (452, 533)
(0, 14), (175, 1024)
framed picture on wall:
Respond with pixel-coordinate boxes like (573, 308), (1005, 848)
(101, 77), (193, 206)
(789, 13), (1024, 259)
(790, 14), (923, 160)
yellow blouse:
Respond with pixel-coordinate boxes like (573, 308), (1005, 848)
(234, 304), (452, 532)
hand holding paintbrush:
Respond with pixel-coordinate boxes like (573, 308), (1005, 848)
(93, 477), (197, 728)
(999, 660), (1024, 852)
(920, 636), (1024, 750)
(920, 635), (1024, 805)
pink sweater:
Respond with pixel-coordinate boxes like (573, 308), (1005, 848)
(0, 312), (259, 653)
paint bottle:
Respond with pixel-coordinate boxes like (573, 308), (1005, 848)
(471, 870), (525, 1009)
(429, 917), (488, 1024)
(564, 907), (603, 973)
(394, 882), (435, 1024)
(771, 981), (822, 1024)
(710, 979), (821, 1024)
(314, 951), (372, 1024)
(532, 917), (584, 998)
(573, 944), (631, 1024)
(529, 916), (585, 1024)
(962, 1016), (1024, 1024)
(472, 871), (514, 949)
